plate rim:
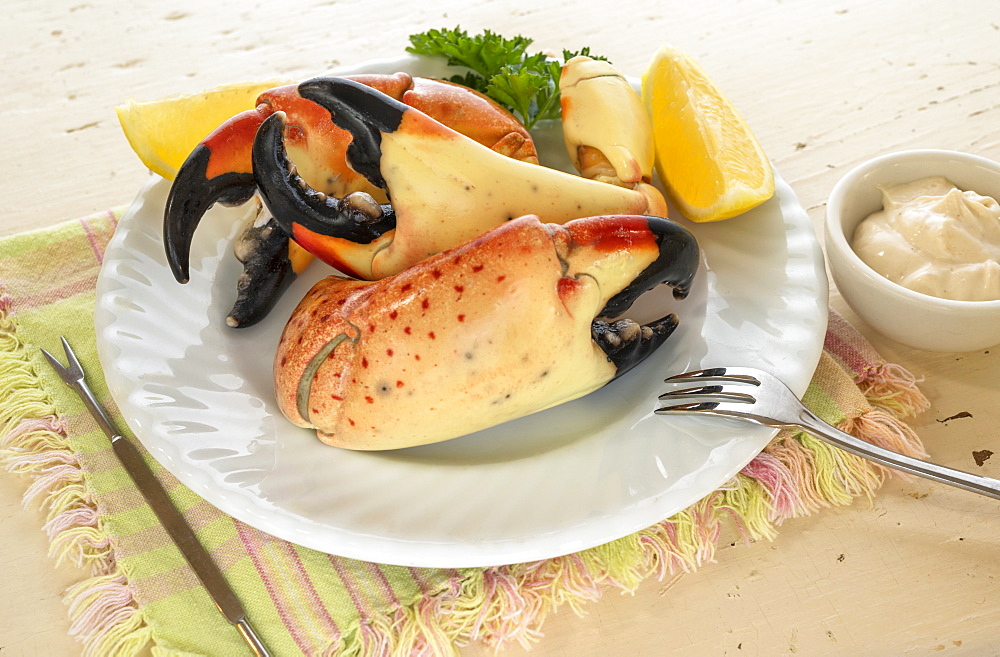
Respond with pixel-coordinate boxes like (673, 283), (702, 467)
(95, 57), (828, 567)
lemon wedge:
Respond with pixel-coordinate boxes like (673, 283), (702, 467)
(115, 79), (292, 180)
(642, 44), (774, 222)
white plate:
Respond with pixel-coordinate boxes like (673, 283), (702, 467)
(96, 56), (828, 567)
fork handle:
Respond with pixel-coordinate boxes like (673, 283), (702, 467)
(70, 382), (271, 655)
(792, 407), (1000, 501)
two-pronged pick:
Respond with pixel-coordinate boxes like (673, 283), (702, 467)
(41, 337), (271, 657)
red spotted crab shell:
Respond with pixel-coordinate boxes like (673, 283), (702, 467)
(274, 213), (697, 451)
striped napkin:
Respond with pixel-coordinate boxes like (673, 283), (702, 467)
(0, 209), (929, 656)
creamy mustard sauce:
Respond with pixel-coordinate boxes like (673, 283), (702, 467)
(851, 176), (1000, 301)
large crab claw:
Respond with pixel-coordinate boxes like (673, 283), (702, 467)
(253, 76), (664, 282)
(163, 74), (537, 326)
(273, 213), (698, 451)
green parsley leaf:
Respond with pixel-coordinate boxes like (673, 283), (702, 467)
(407, 27), (530, 79)
(407, 27), (608, 129)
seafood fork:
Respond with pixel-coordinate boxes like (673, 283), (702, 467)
(657, 366), (1000, 501)
(41, 337), (271, 657)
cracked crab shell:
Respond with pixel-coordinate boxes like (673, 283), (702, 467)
(274, 214), (663, 450)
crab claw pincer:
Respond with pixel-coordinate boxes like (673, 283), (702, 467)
(162, 85), (342, 327)
(162, 75), (537, 326)
(273, 213), (698, 450)
(252, 76), (664, 282)
(251, 109), (398, 279)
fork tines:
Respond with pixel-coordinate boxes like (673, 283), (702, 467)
(656, 367), (762, 415)
(40, 336), (85, 386)
(657, 385), (757, 404)
(662, 366), (762, 386)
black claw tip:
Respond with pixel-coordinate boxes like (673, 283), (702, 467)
(589, 217), (698, 379)
(594, 315), (680, 378)
(600, 217), (699, 318)
(252, 112), (395, 244)
(297, 77), (407, 189)
(164, 144), (256, 283)
(226, 215), (296, 328)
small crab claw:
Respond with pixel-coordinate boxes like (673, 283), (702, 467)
(560, 56), (667, 217)
(248, 77), (406, 277)
(254, 76), (662, 281)
(164, 76), (541, 324)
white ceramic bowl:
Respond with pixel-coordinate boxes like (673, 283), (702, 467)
(825, 149), (1000, 352)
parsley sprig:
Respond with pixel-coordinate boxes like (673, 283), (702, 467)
(407, 27), (606, 129)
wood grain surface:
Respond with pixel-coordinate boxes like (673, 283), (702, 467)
(3, 1), (999, 655)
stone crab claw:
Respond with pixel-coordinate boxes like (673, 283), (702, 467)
(560, 55), (667, 217)
(252, 76), (666, 283)
(273, 213), (698, 450)
(162, 73), (537, 327)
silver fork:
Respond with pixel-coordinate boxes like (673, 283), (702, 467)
(656, 366), (1000, 501)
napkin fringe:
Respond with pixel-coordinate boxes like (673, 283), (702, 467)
(354, 365), (928, 656)
(718, 372), (929, 545)
(318, 378), (928, 657)
(312, 498), (724, 656)
(856, 362), (930, 419)
(2, 288), (928, 657)
(0, 298), (152, 657)
(64, 573), (151, 657)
